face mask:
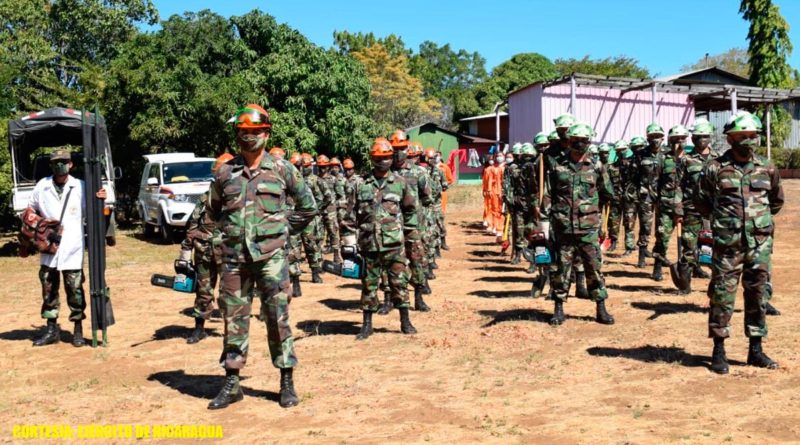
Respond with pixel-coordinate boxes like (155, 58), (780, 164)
(648, 138), (662, 151)
(237, 132), (267, 152)
(506, 157), (513, 164)
(52, 162), (70, 176)
(392, 149), (407, 168)
(557, 129), (568, 142)
(692, 136), (711, 150)
(731, 135), (759, 158)
(570, 140), (590, 154)
(488, 160), (494, 166)
(600, 154), (610, 164)
(345, 169), (354, 178)
(302, 166), (312, 176)
(669, 139), (685, 152)
(373, 157), (392, 174)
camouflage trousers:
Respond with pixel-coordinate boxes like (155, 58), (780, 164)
(362, 248), (410, 311)
(301, 216), (323, 270)
(547, 224), (585, 276)
(653, 210), (676, 258)
(39, 266), (86, 321)
(406, 236), (428, 288)
(218, 252), (296, 370)
(424, 205), (443, 266)
(679, 211), (706, 266)
(321, 209), (340, 251)
(637, 199), (654, 248)
(550, 232), (607, 302)
(608, 199), (637, 250)
(193, 243), (218, 320)
(287, 233), (304, 278)
(708, 236), (772, 339)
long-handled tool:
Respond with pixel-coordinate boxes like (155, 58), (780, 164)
(600, 204), (612, 252)
(529, 153), (551, 298)
(669, 221), (691, 292)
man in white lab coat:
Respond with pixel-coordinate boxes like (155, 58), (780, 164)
(28, 149), (106, 347)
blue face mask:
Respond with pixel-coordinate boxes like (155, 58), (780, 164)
(51, 161), (70, 176)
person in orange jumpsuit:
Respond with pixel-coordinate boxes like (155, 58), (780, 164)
(490, 153), (506, 235)
(436, 151), (454, 214)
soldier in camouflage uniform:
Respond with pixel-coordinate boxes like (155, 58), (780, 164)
(541, 123), (615, 326)
(299, 153), (325, 283)
(676, 119), (716, 291)
(503, 144), (522, 263)
(519, 140), (544, 278)
(178, 153), (233, 344)
(651, 125), (688, 281)
(620, 138), (643, 256)
(389, 131), (432, 312)
(695, 111), (783, 374)
(634, 123), (665, 268)
(202, 104), (317, 409)
(542, 113), (589, 299)
(286, 152), (308, 297)
(340, 158), (363, 245)
(317, 155), (343, 263)
(330, 157), (348, 233)
(605, 140), (637, 254)
(425, 147), (449, 266)
(351, 138), (419, 339)
(408, 143), (438, 274)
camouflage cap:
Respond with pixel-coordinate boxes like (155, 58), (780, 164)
(533, 132), (549, 146)
(646, 123), (665, 136)
(554, 113), (577, 129)
(668, 124), (690, 138)
(614, 139), (629, 150)
(630, 136), (647, 147)
(50, 149), (71, 161)
(598, 143), (612, 153)
(724, 111), (762, 134)
(567, 123), (594, 139)
(511, 143), (523, 155)
(548, 131), (560, 141)
(520, 142), (537, 156)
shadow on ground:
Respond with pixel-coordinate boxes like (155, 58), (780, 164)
(131, 324), (221, 347)
(296, 320), (388, 338)
(478, 308), (595, 327)
(318, 298), (361, 312)
(148, 370), (278, 401)
(468, 289), (531, 299)
(586, 345), (746, 369)
(631, 301), (707, 320)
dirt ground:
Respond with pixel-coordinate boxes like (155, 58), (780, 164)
(1, 182), (799, 445)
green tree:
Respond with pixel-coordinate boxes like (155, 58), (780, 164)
(333, 31), (411, 59)
(474, 53), (559, 112)
(409, 41), (487, 125)
(740, 0), (793, 88)
(680, 48), (751, 78)
(351, 43), (441, 131)
(554, 55), (650, 78)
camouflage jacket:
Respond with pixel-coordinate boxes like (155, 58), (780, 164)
(635, 148), (661, 204)
(515, 160), (539, 210)
(426, 162), (448, 206)
(203, 154), (317, 264)
(679, 150), (714, 215)
(353, 171), (418, 253)
(695, 152), (783, 248)
(303, 173), (325, 212)
(318, 173), (339, 213)
(393, 161), (433, 210)
(335, 174), (347, 210)
(543, 153), (613, 235)
(502, 163), (520, 206)
(181, 190), (216, 251)
(619, 155), (639, 203)
(655, 151), (684, 216)
(606, 160), (623, 204)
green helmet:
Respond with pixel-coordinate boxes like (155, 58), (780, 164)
(668, 124), (690, 138)
(566, 123), (594, 139)
(692, 120), (714, 136)
(548, 131), (560, 142)
(646, 123), (665, 136)
(598, 143), (611, 153)
(554, 113), (577, 129)
(520, 142), (536, 156)
(533, 132), (549, 146)
(512, 143), (523, 155)
(614, 139), (629, 150)
(630, 136), (647, 147)
(724, 111), (762, 134)
(588, 144), (599, 155)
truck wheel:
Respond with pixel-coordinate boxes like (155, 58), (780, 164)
(159, 217), (174, 244)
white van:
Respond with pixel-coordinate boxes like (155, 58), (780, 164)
(137, 153), (215, 243)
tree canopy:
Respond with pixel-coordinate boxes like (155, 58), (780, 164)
(554, 55), (650, 78)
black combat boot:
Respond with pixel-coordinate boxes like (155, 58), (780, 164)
(679, 263), (692, 295)
(279, 368), (299, 408)
(333, 250), (342, 264)
(510, 250), (521, 265)
(441, 239), (449, 251)
(550, 299), (565, 326)
(414, 286), (430, 312)
(356, 311), (373, 340)
(765, 302), (781, 316)
(72, 320), (85, 347)
(693, 264), (710, 279)
(377, 292), (392, 315)
(747, 337), (778, 369)
(608, 239), (617, 252)
(652, 260), (663, 282)
(208, 370), (244, 410)
(291, 276), (302, 298)
(426, 269), (436, 280)
(421, 279), (432, 295)
(710, 337), (729, 375)
(435, 246), (441, 258)
(187, 318), (207, 344)
(636, 246), (647, 268)
(595, 300), (615, 325)
(430, 259), (439, 270)
(33, 319), (59, 347)
(526, 262), (536, 274)
(399, 307), (417, 334)
(575, 272), (590, 299)
(621, 247), (634, 257)
(311, 268), (323, 284)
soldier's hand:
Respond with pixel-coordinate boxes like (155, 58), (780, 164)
(178, 248), (192, 262)
(96, 187), (107, 200)
(533, 207), (541, 222)
(674, 216), (683, 226)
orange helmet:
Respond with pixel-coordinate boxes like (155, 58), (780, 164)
(289, 152), (302, 166)
(269, 147), (285, 159)
(389, 129), (409, 149)
(316, 154), (330, 166)
(424, 148), (436, 159)
(231, 104), (271, 130)
(330, 156), (341, 166)
(343, 158), (355, 169)
(213, 153), (235, 172)
(301, 153), (313, 167)
(370, 137), (394, 158)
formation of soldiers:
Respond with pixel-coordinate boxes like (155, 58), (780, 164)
(493, 110), (784, 375)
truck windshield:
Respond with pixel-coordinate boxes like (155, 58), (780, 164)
(162, 161), (214, 184)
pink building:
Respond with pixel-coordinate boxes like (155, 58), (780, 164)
(508, 74), (695, 144)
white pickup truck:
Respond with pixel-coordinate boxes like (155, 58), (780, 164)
(137, 153), (215, 243)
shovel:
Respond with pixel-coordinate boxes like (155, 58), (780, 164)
(600, 204), (612, 252)
(669, 221), (691, 292)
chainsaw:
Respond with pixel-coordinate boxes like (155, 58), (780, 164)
(150, 260), (196, 293)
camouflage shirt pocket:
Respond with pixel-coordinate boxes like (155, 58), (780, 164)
(255, 181), (284, 214)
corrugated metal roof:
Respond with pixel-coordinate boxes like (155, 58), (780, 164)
(458, 112), (508, 122)
(656, 66), (750, 84)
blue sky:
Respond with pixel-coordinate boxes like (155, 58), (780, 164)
(150, 0), (799, 77)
